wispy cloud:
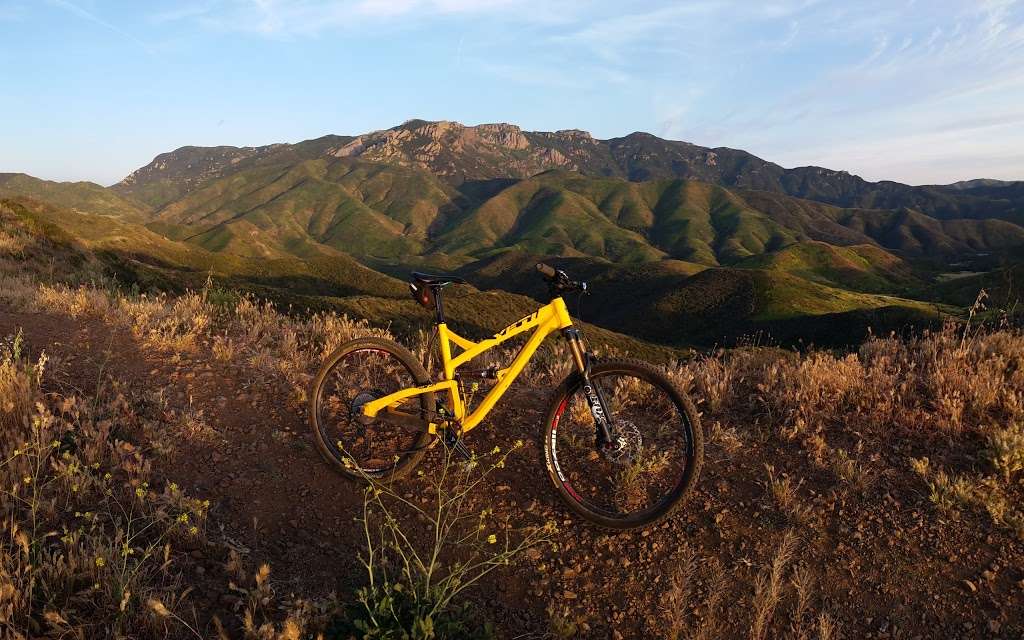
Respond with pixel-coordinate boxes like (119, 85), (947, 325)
(149, 3), (216, 25)
(47, 0), (153, 52)
(161, 0), (561, 36)
(646, 0), (1024, 182)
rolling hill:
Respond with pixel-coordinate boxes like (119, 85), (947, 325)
(0, 173), (147, 220)
(6, 118), (1022, 347)
(106, 151), (1024, 272)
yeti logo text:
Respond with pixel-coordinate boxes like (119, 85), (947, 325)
(583, 384), (606, 425)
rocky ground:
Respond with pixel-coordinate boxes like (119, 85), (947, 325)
(2, 304), (1022, 638)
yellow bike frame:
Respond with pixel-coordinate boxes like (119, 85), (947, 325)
(361, 297), (579, 433)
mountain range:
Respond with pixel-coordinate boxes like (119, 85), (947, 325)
(4, 118), (1023, 348)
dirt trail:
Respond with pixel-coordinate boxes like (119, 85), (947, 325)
(1, 308), (364, 586)
(3, 305), (1022, 638)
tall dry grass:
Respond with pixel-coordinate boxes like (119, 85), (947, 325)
(0, 330), (216, 638)
(668, 325), (1024, 438)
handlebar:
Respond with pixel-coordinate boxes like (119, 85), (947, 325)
(536, 263), (557, 279)
(536, 263), (588, 296)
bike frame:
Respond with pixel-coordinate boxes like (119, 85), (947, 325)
(361, 296), (584, 433)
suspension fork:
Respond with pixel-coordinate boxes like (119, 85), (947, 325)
(563, 328), (615, 446)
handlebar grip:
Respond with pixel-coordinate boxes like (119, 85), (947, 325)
(536, 263), (557, 278)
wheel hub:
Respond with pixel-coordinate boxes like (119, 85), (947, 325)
(351, 390), (381, 425)
(602, 420), (643, 464)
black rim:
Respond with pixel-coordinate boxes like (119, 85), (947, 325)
(316, 347), (425, 476)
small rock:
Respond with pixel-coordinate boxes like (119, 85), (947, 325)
(962, 579), (977, 593)
(562, 590), (577, 600)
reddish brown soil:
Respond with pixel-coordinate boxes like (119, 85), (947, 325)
(3, 306), (1022, 638)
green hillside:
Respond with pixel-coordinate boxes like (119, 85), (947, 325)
(0, 173), (146, 221)
(736, 241), (921, 293)
(113, 159), (1024, 276)
(1, 197), (406, 300)
(0, 197), (681, 359)
(9, 119), (1024, 349)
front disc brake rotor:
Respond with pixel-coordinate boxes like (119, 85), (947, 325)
(604, 420), (643, 464)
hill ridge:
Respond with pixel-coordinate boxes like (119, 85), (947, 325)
(109, 119), (1024, 226)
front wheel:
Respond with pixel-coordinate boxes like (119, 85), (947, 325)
(542, 359), (703, 530)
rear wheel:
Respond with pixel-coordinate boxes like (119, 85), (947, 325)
(542, 359), (703, 530)
(309, 337), (434, 482)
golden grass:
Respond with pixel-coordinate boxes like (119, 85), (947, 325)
(0, 332), (212, 637)
(985, 422), (1024, 483)
(911, 456), (1024, 540)
(670, 324), (1024, 437)
(657, 534), (840, 640)
(749, 532), (796, 640)
(763, 464), (810, 525)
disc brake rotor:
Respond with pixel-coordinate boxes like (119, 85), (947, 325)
(603, 420), (643, 464)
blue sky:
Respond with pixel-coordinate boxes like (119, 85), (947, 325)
(2, 0), (1023, 186)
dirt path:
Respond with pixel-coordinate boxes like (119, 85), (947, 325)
(3, 306), (1022, 638)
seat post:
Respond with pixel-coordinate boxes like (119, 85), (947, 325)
(432, 286), (446, 324)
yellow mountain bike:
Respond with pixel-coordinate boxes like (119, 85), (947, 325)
(309, 264), (703, 529)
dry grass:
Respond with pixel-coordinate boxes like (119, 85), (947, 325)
(985, 422), (1024, 483)
(5, 277), (387, 413)
(708, 420), (743, 453)
(672, 323), (1024, 438)
(749, 532), (796, 640)
(763, 465), (810, 525)
(659, 534), (840, 640)
(0, 332), (210, 637)
(911, 456), (1024, 540)
(804, 434), (872, 492)
(661, 550), (726, 640)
